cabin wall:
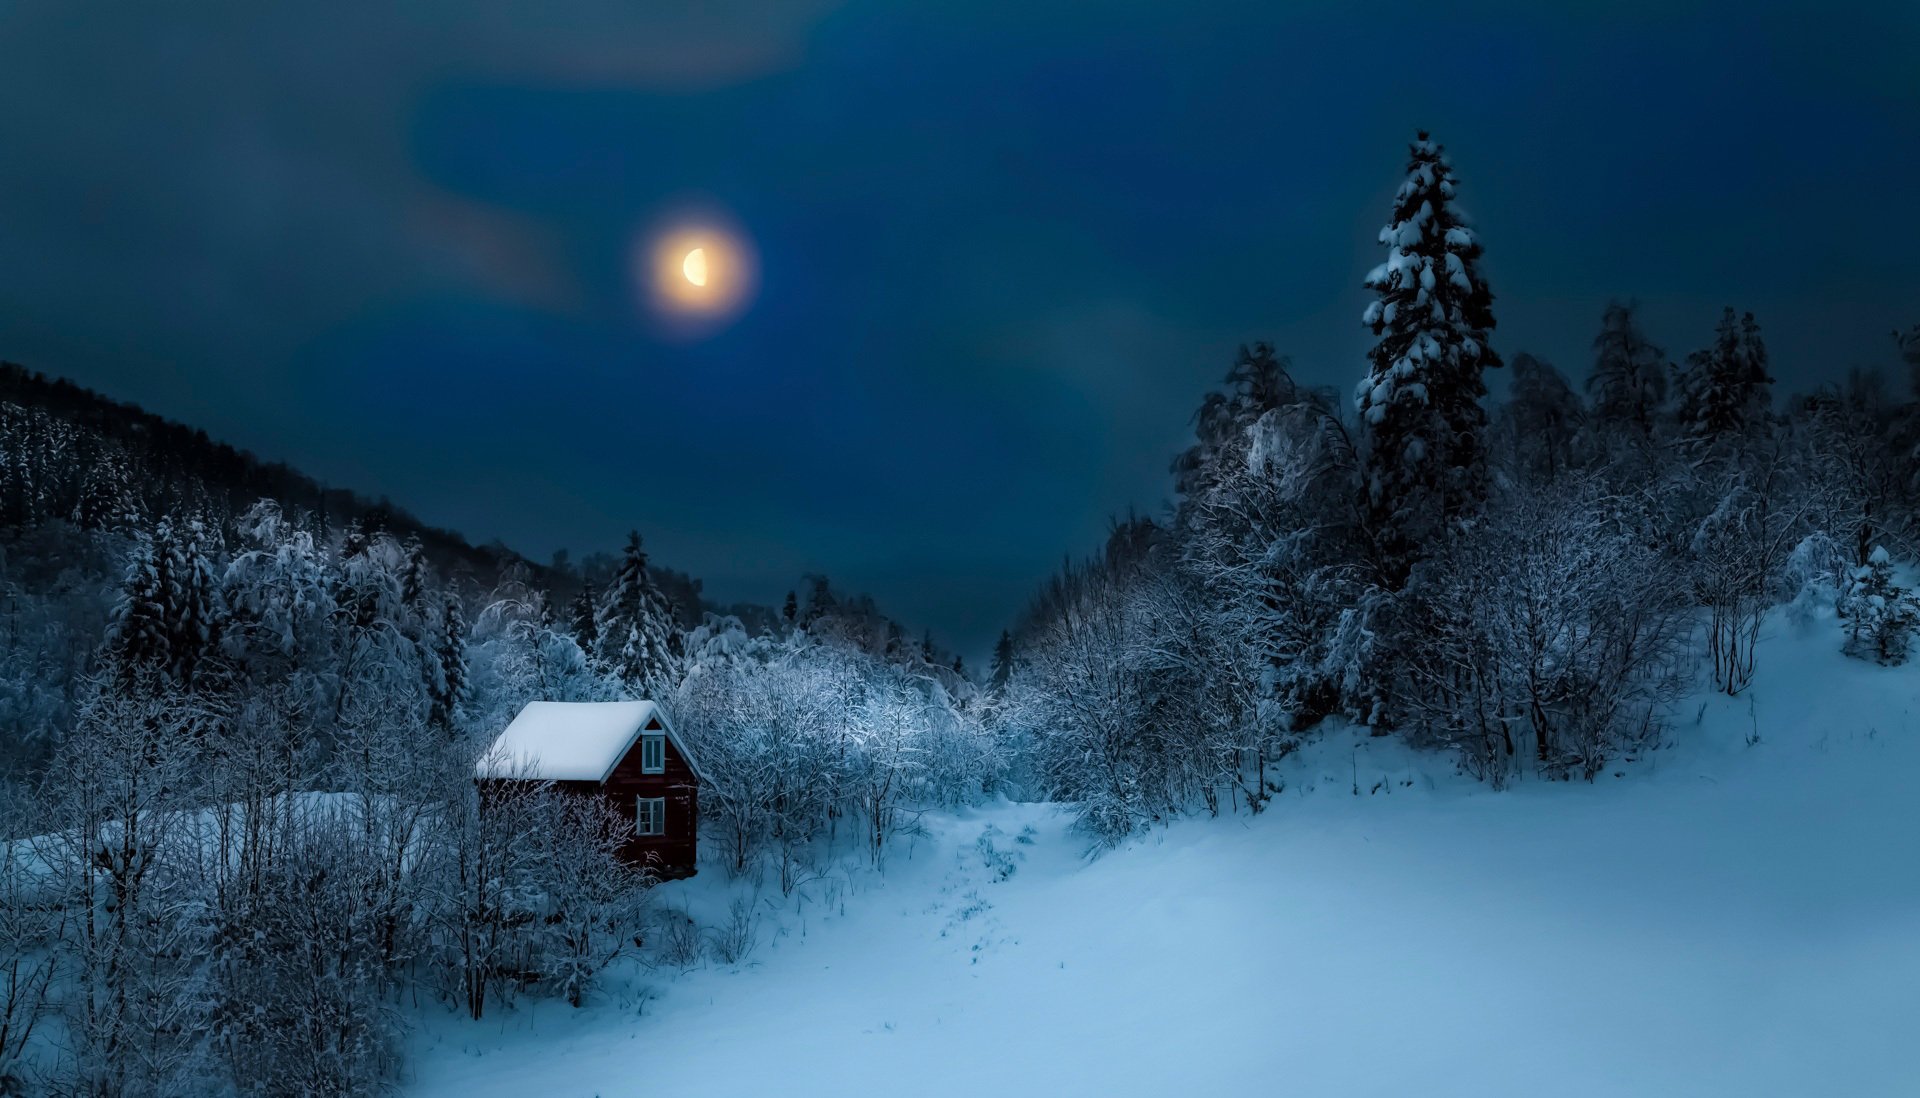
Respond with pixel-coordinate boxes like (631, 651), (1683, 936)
(602, 734), (700, 878)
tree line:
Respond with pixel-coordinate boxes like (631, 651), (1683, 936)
(998, 132), (1920, 840)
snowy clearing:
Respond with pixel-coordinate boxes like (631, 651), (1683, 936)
(408, 617), (1920, 1097)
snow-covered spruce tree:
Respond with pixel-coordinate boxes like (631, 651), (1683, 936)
(428, 592), (468, 735)
(1588, 300), (1669, 436)
(399, 533), (431, 626)
(1841, 546), (1915, 665)
(107, 523), (172, 683)
(1676, 307), (1773, 446)
(220, 499), (338, 716)
(1356, 131), (1501, 587)
(71, 443), (141, 534)
(568, 580), (599, 658)
(164, 519), (226, 691)
(105, 517), (227, 694)
(989, 629), (1016, 691)
(595, 531), (682, 696)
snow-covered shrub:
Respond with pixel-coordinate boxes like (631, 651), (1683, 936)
(1397, 479), (1690, 784)
(222, 815), (406, 1096)
(1840, 547), (1916, 665)
(1781, 531), (1847, 632)
(525, 794), (654, 1008)
(675, 628), (995, 877)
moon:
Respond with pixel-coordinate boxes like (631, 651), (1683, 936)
(682, 248), (709, 287)
(640, 211), (758, 336)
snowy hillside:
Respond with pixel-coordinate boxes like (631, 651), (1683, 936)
(407, 613), (1920, 1097)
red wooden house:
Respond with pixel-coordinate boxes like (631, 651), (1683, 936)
(476, 700), (706, 879)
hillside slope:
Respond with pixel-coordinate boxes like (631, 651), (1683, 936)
(407, 611), (1920, 1097)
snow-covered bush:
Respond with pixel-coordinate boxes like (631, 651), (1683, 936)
(1397, 479), (1691, 784)
(1840, 547), (1916, 665)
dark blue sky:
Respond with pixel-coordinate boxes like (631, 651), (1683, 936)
(2, 1), (1917, 656)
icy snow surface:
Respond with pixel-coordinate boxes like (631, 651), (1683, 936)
(415, 615), (1920, 1096)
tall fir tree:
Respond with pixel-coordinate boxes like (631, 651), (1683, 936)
(399, 535), (430, 625)
(782, 590), (798, 626)
(989, 629), (1016, 691)
(105, 518), (225, 691)
(568, 581), (599, 659)
(595, 531), (681, 696)
(1676, 307), (1773, 444)
(429, 594), (468, 734)
(166, 519), (225, 689)
(1355, 132), (1500, 586)
(107, 525), (170, 682)
(1588, 300), (1669, 434)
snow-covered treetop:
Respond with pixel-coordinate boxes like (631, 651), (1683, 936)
(1355, 131), (1499, 426)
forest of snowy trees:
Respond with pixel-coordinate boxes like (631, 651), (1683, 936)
(0, 376), (996, 1093)
(1000, 133), (1920, 839)
(2, 131), (1919, 1094)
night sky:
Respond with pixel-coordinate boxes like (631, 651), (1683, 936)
(3, 1), (1917, 657)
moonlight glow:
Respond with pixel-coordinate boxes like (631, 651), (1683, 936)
(640, 212), (757, 335)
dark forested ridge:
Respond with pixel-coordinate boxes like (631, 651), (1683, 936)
(0, 360), (520, 578)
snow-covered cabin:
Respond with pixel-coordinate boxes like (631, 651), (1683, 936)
(476, 700), (705, 878)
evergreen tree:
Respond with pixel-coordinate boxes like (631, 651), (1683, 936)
(400, 535), (430, 624)
(107, 526), (170, 681)
(782, 590), (798, 626)
(1355, 132), (1501, 585)
(1676, 307), (1773, 444)
(989, 629), (1016, 691)
(72, 445), (140, 533)
(429, 594), (468, 733)
(1841, 546), (1915, 665)
(1588, 301), (1668, 434)
(801, 574), (837, 629)
(105, 519), (225, 690)
(166, 519), (225, 689)
(594, 531), (680, 696)
(920, 629), (936, 664)
(1173, 342), (1300, 504)
(568, 581), (599, 658)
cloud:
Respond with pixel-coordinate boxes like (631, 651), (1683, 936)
(0, 0), (842, 332)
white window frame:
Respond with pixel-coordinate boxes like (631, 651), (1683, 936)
(636, 796), (666, 837)
(639, 733), (665, 774)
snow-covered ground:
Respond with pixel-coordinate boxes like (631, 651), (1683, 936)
(407, 613), (1920, 1097)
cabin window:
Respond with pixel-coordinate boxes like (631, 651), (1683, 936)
(636, 797), (666, 836)
(640, 733), (665, 774)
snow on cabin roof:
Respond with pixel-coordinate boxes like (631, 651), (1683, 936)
(475, 700), (707, 784)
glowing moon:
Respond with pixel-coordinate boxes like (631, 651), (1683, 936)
(640, 210), (759, 336)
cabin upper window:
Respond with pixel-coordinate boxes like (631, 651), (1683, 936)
(640, 733), (665, 773)
(636, 796), (666, 836)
